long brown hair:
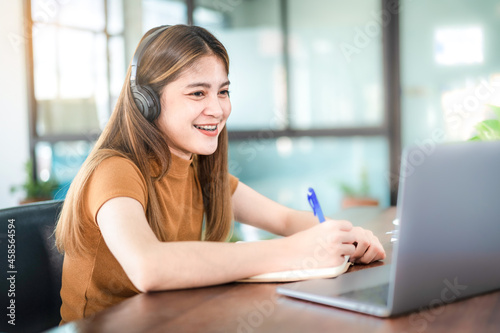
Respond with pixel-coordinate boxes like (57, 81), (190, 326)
(55, 25), (232, 254)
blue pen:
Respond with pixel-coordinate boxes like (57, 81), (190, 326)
(307, 187), (325, 223)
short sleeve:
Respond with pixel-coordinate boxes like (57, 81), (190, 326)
(86, 156), (148, 225)
(229, 174), (239, 195)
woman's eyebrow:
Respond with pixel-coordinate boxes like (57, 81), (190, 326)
(185, 80), (230, 89)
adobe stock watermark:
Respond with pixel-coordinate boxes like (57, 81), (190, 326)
(6, 219), (17, 327)
(213, 0), (243, 13)
(386, 128), (446, 191)
(443, 78), (500, 137)
(229, 109), (287, 177)
(8, 0), (73, 53)
(406, 277), (468, 333)
(386, 77), (500, 190)
(236, 234), (347, 333)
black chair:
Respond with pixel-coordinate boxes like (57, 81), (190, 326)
(0, 200), (64, 333)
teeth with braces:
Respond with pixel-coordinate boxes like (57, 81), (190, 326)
(194, 125), (217, 131)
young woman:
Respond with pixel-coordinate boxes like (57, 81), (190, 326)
(55, 25), (385, 324)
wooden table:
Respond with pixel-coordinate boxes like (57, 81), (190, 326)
(54, 207), (500, 333)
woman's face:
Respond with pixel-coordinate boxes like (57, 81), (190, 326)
(156, 55), (231, 160)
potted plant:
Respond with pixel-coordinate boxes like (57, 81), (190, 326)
(339, 167), (379, 209)
(10, 160), (59, 204)
(469, 104), (500, 141)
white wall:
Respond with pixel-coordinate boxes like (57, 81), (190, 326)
(0, 1), (30, 208)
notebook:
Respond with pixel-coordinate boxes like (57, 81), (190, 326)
(277, 141), (500, 317)
(237, 256), (351, 283)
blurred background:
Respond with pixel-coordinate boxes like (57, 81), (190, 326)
(1, 0), (499, 240)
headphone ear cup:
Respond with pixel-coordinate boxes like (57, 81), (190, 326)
(132, 85), (161, 122)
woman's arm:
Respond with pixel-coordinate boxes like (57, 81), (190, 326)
(231, 181), (319, 236)
(97, 196), (356, 292)
(231, 181), (386, 264)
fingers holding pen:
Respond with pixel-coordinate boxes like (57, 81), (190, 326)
(290, 220), (355, 267)
(321, 221), (386, 265)
(289, 219), (384, 269)
(306, 189), (384, 265)
(349, 226), (386, 264)
(319, 220), (357, 258)
(320, 220), (355, 245)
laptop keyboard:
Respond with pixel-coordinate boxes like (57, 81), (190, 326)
(338, 283), (390, 306)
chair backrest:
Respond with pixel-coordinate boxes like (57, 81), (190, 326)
(0, 200), (64, 333)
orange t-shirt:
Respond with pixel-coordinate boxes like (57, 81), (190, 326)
(59, 154), (239, 324)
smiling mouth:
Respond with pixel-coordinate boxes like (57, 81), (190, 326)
(194, 125), (218, 132)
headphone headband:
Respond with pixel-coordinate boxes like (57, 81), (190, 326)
(130, 25), (170, 121)
(130, 25), (170, 85)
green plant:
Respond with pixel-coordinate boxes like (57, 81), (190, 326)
(469, 105), (500, 141)
(10, 160), (59, 201)
(339, 167), (371, 198)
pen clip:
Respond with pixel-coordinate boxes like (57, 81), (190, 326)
(307, 187), (325, 223)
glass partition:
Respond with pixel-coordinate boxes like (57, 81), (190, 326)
(194, 0), (285, 130)
(35, 141), (95, 200)
(288, 0), (384, 129)
(229, 136), (389, 240)
(142, 0), (187, 31)
(27, 0), (392, 229)
(400, 0), (500, 148)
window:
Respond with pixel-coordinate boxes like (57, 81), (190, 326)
(27, 1), (397, 239)
(26, 0), (188, 197)
(194, 0), (391, 240)
(288, 0), (384, 129)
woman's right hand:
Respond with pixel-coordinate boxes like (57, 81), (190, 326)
(285, 219), (356, 270)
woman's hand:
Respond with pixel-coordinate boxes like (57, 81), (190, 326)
(286, 220), (357, 269)
(285, 220), (386, 270)
(349, 226), (386, 264)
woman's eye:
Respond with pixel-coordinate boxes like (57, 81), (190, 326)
(191, 91), (204, 97)
(220, 90), (230, 97)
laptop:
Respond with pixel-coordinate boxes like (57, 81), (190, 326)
(277, 140), (500, 317)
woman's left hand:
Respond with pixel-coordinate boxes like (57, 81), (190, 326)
(349, 227), (386, 264)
